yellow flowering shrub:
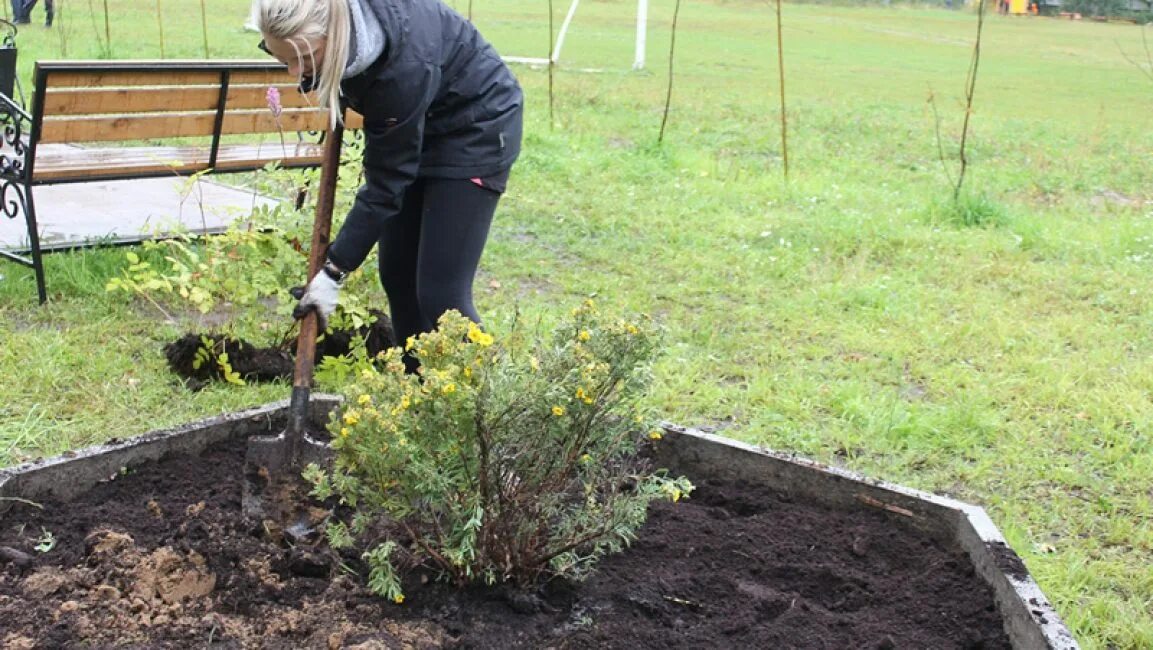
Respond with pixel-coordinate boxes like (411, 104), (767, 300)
(306, 306), (692, 603)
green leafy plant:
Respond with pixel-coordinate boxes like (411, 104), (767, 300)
(105, 225), (304, 316)
(34, 528), (56, 554)
(306, 303), (693, 602)
(926, 192), (1008, 229)
(105, 148), (374, 334)
(190, 335), (245, 385)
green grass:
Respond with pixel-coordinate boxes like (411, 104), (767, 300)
(3, 1), (1153, 646)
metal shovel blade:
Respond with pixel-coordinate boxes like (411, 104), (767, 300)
(242, 387), (333, 522)
(242, 122), (344, 524)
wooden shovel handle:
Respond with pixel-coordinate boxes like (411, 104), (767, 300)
(294, 123), (345, 390)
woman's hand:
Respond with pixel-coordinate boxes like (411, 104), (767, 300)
(291, 270), (342, 326)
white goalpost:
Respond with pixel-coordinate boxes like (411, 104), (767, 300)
(503, 0), (649, 70)
(634, 0), (648, 70)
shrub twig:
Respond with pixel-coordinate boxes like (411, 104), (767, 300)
(659, 0), (683, 143)
(102, 0), (111, 56)
(199, 0), (210, 58)
(775, 0), (789, 178)
(927, 89), (957, 190)
(548, 0), (555, 129)
(953, 0), (988, 201)
(155, 0), (166, 58)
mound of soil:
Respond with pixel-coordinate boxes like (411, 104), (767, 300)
(165, 310), (395, 388)
(0, 437), (1010, 648)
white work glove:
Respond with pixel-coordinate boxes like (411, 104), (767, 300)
(291, 263), (344, 326)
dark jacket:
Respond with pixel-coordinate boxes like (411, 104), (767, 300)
(327, 0), (523, 272)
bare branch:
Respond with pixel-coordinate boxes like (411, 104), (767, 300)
(659, 0), (683, 144)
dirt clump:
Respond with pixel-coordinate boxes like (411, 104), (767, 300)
(164, 309), (395, 388)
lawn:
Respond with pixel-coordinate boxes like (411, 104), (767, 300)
(2, 0), (1151, 646)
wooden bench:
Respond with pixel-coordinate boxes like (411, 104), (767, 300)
(0, 59), (363, 304)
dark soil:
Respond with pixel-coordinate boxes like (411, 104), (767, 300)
(0, 437), (1011, 649)
(164, 310), (395, 389)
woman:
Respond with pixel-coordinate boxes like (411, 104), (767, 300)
(255, 0), (523, 368)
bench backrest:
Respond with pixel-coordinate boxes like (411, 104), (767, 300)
(30, 60), (363, 145)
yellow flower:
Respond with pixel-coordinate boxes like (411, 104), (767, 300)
(575, 387), (594, 404)
(393, 594), (405, 604)
(390, 394), (413, 417)
(467, 322), (494, 346)
(648, 430), (663, 440)
(552, 405), (566, 417)
(626, 323), (639, 335)
(442, 383), (457, 395)
(578, 330), (591, 342)
(343, 411), (360, 426)
(405, 336), (417, 351)
(357, 394), (372, 406)
(580, 454), (592, 463)
(339, 428), (350, 437)
(529, 356), (540, 372)
(463, 366), (473, 379)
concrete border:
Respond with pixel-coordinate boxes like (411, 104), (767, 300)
(0, 396), (341, 504)
(0, 404), (1077, 648)
(655, 423), (1079, 650)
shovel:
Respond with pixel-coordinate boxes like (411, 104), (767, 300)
(243, 122), (345, 526)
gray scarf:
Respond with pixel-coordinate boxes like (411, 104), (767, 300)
(344, 0), (386, 79)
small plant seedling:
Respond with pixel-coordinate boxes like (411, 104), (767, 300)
(34, 528), (56, 554)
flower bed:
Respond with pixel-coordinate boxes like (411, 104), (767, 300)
(0, 400), (1075, 648)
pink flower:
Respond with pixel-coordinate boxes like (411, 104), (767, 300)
(266, 86), (283, 118)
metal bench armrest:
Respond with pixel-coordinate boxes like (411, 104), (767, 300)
(0, 91), (31, 181)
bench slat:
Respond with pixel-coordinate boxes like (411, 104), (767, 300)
(43, 70), (225, 89)
(37, 108), (332, 143)
(228, 69), (303, 86)
(43, 87), (221, 115)
(44, 68), (307, 91)
(42, 84), (319, 116)
(30, 143), (325, 182)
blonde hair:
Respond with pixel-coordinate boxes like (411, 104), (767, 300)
(256, 0), (350, 126)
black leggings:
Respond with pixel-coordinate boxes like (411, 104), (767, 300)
(377, 176), (502, 353)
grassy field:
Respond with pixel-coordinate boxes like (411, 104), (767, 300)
(2, 0), (1152, 646)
